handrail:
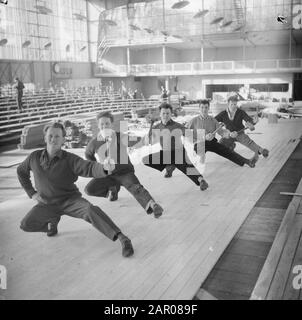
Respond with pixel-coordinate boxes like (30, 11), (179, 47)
(94, 59), (302, 76)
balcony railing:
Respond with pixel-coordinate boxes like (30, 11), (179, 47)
(94, 59), (302, 77)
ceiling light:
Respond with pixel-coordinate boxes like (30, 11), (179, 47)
(73, 13), (87, 20)
(22, 40), (31, 48)
(44, 42), (52, 49)
(103, 19), (117, 26)
(129, 24), (141, 31)
(221, 20), (233, 27)
(0, 38), (8, 46)
(171, 1), (190, 9)
(210, 17), (224, 24)
(144, 28), (154, 34)
(193, 9), (209, 19)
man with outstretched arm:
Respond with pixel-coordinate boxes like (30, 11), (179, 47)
(17, 122), (134, 257)
(84, 111), (163, 218)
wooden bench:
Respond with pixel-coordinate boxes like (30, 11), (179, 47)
(250, 178), (302, 300)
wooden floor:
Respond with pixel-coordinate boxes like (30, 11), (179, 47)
(0, 118), (302, 300)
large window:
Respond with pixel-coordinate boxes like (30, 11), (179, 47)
(0, 0), (89, 61)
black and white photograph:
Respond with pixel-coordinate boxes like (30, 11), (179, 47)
(0, 0), (302, 303)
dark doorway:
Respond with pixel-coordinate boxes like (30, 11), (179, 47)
(293, 73), (302, 101)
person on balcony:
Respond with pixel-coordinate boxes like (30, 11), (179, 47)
(17, 122), (134, 258)
(215, 95), (269, 158)
(84, 111), (164, 219)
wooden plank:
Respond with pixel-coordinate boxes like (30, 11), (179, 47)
(195, 288), (218, 300)
(282, 224), (302, 300)
(266, 215), (302, 299)
(250, 178), (302, 300)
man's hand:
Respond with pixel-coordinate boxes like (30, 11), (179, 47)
(222, 130), (230, 139)
(103, 158), (115, 172)
(32, 193), (47, 204)
(205, 133), (214, 141)
(246, 122), (255, 131)
(230, 131), (238, 138)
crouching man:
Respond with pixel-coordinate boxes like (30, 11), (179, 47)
(17, 122), (134, 258)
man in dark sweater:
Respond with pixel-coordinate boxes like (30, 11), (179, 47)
(132, 103), (209, 191)
(84, 111), (163, 218)
(17, 122), (134, 258)
(215, 95), (269, 158)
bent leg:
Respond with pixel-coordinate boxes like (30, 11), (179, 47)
(61, 197), (121, 241)
(84, 177), (121, 198)
(20, 203), (61, 233)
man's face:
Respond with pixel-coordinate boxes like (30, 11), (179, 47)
(44, 127), (65, 152)
(199, 103), (210, 117)
(160, 108), (172, 124)
(98, 117), (113, 137)
(228, 101), (238, 113)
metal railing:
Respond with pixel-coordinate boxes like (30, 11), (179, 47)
(94, 59), (302, 77)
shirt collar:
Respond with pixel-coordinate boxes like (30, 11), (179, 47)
(41, 148), (63, 160)
(227, 107), (237, 120)
(198, 114), (211, 120)
(161, 119), (174, 126)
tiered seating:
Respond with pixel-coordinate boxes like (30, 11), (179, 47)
(0, 88), (159, 144)
(250, 178), (302, 300)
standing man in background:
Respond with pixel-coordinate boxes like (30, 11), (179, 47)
(14, 77), (25, 112)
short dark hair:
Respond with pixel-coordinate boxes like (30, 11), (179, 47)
(43, 122), (66, 137)
(199, 99), (210, 107)
(227, 95), (239, 103)
(96, 111), (114, 123)
(159, 102), (172, 112)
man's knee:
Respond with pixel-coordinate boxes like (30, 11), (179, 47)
(128, 183), (143, 194)
(84, 185), (93, 196)
(20, 218), (38, 232)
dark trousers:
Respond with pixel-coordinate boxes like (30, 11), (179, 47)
(20, 197), (121, 241)
(142, 149), (201, 186)
(85, 172), (155, 213)
(17, 91), (23, 111)
(195, 138), (247, 166)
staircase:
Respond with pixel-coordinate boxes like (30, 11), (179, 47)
(96, 36), (110, 65)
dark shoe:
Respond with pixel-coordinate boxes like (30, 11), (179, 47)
(108, 189), (118, 201)
(164, 166), (175, 178)
(199, 178), (209, 191)
(261, 149), (269, 158)
(152, 203), (163, 218)
(121, 238), (134, 257)
(247, 156), (258, 168)
(47, 222), (58, 237)
(164, 170), (173, 178)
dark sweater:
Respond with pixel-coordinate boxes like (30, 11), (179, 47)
(152, 119), (185, 150)
(17, 149), (106, 204)
(215, 109), (253, 132)
(85, 132), (134, 175)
